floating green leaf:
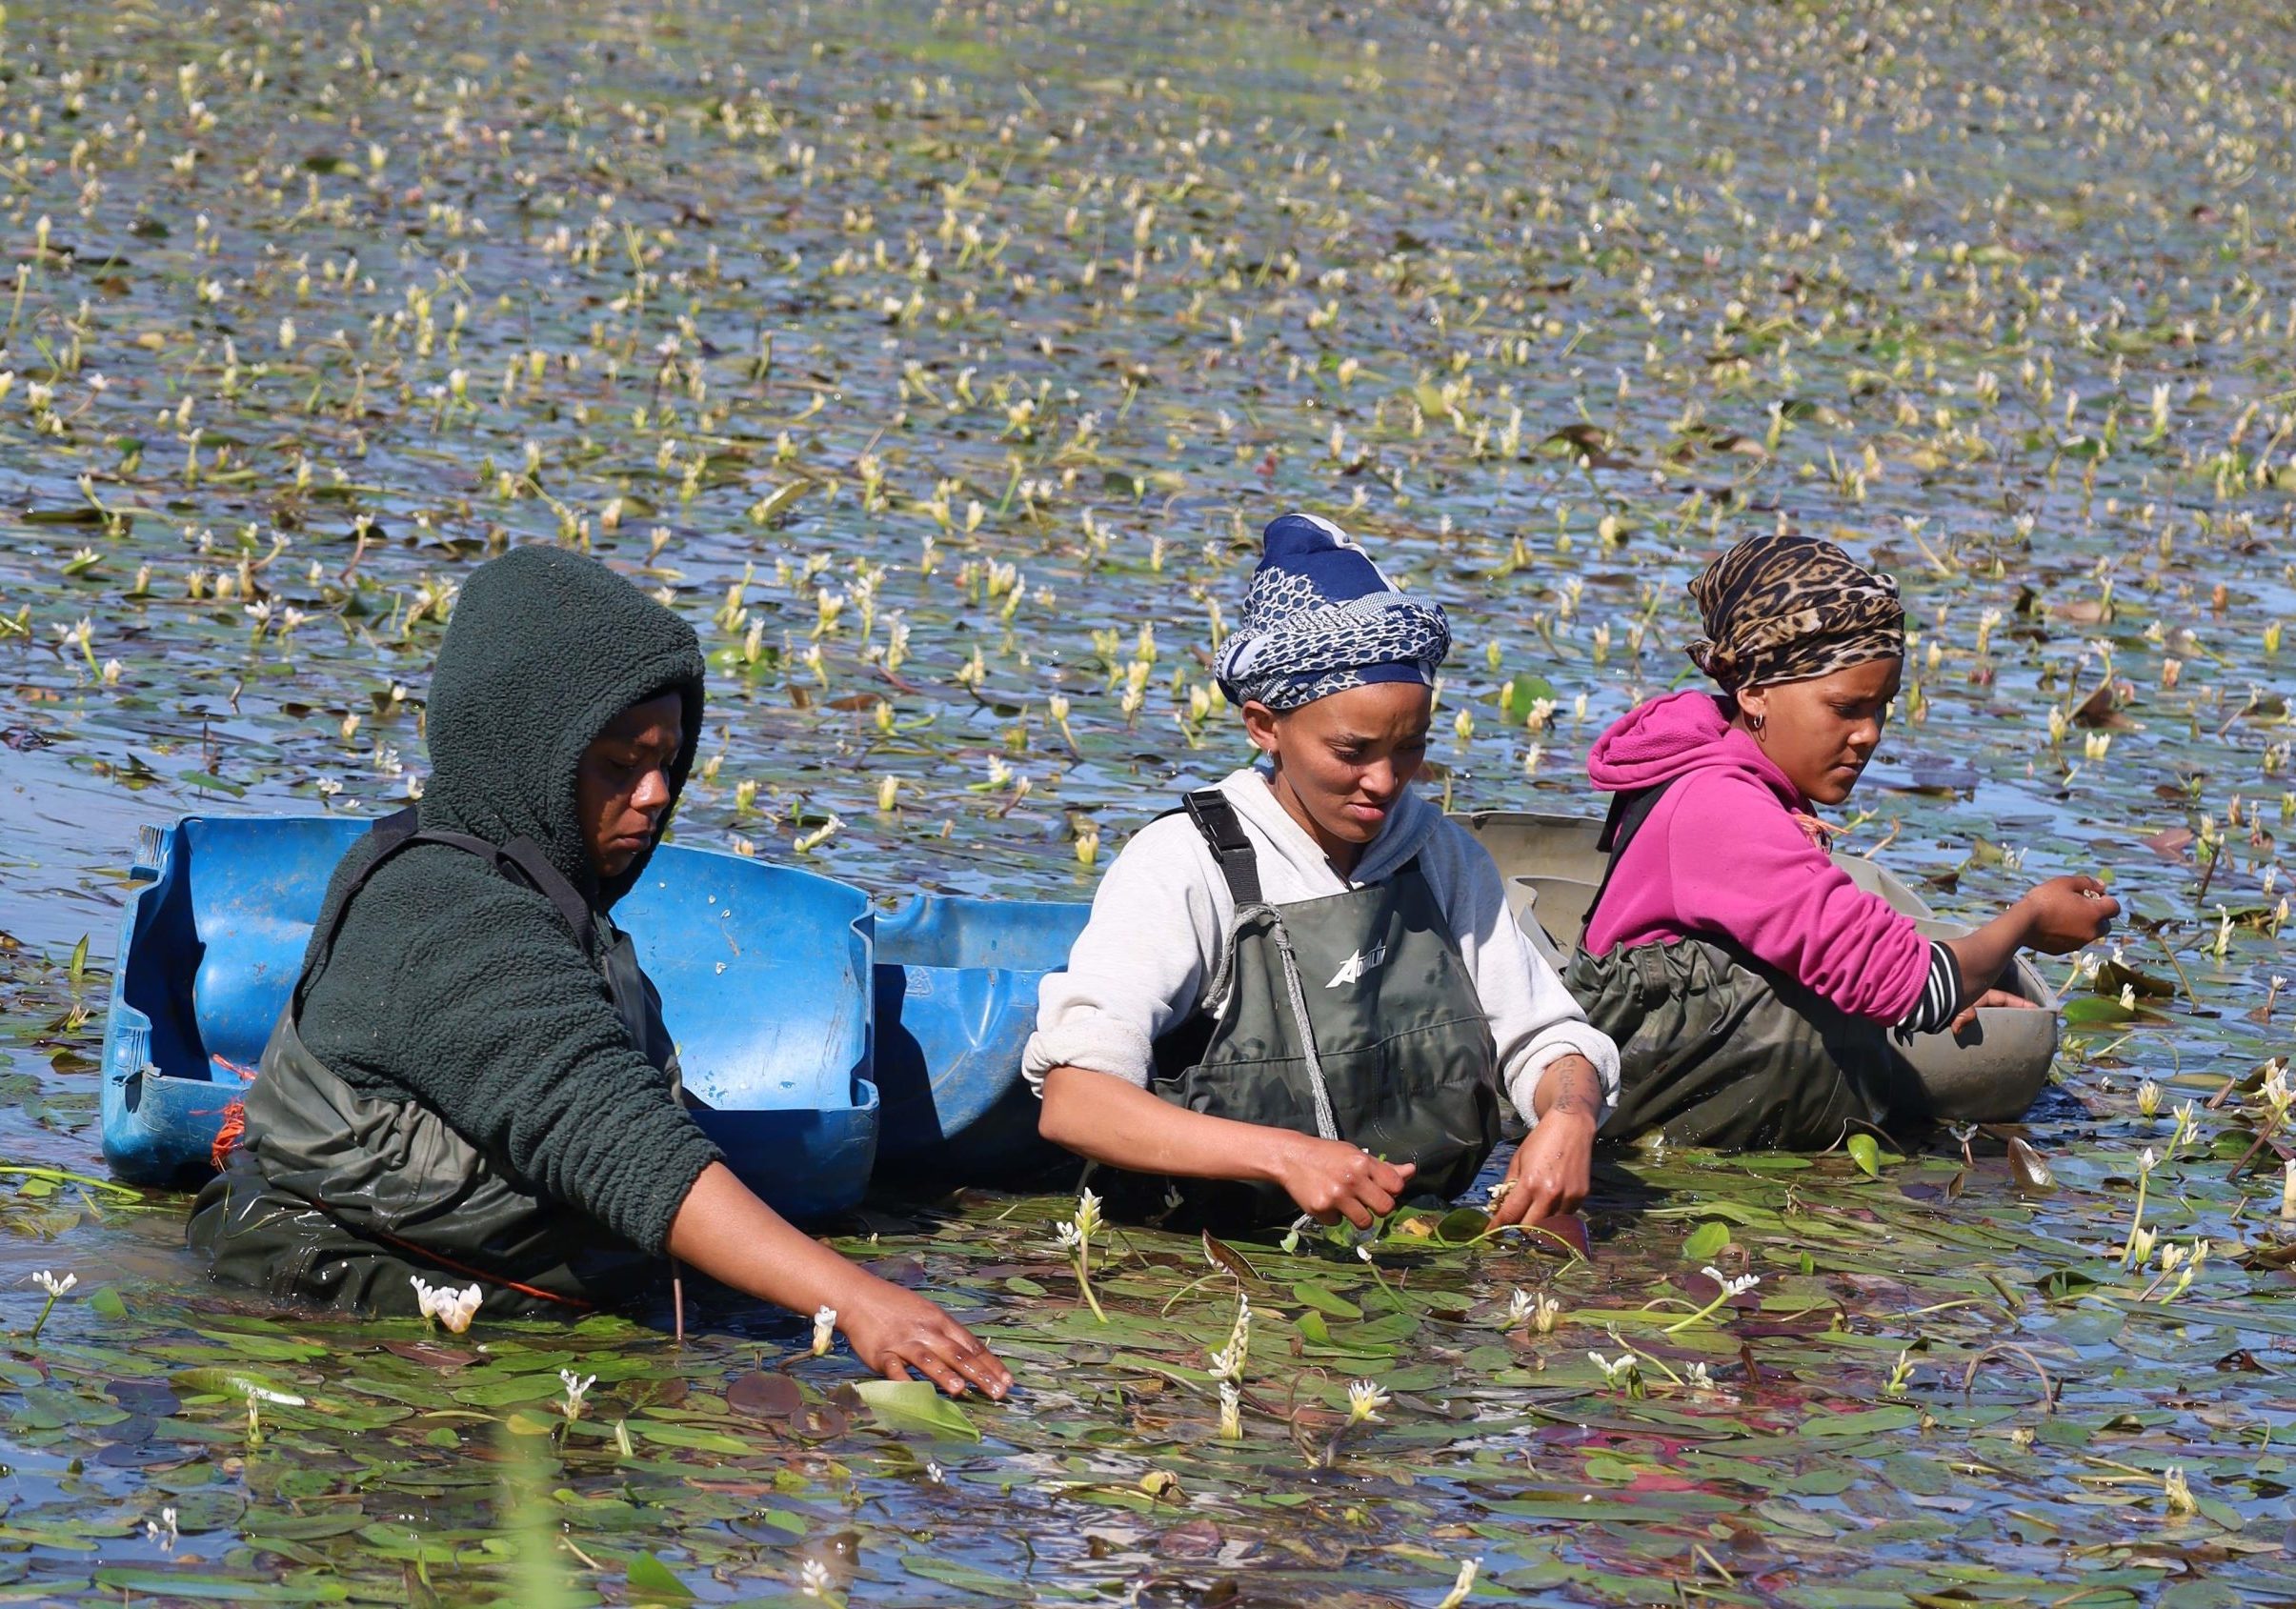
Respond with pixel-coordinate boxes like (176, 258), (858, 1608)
(625, 1552), (695, 1603)
(850, 1379), (981, 1442)
(1846, 1134), (1883, 1177)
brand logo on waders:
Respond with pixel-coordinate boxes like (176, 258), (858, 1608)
(1324, 944), (1387, 989)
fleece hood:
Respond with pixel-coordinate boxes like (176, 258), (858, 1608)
(1584, 689), (1803, 810)
(420, 545), (705, 908)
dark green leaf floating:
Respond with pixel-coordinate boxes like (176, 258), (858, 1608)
(625, 1552), (696, 1603)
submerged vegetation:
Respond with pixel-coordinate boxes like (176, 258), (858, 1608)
(0, 0), (2294, 1599)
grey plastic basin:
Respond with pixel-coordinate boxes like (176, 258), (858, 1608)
(1455, 810), (2058, 1125)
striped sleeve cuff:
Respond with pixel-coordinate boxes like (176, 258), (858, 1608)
(1894, 940), (1968, 1038)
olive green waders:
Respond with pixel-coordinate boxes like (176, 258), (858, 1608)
(1565, 780), (1922, 1152)
(1100, 791), (1503, 1235)
(186, 810), (677, 1316)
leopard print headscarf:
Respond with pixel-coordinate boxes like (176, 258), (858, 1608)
(1684, 533), (1903, 694)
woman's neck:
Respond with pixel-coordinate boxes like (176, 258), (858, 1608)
(1726, 713), (1814, 811)
(1264, 767), (1364, 877)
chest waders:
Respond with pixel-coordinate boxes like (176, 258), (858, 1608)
(1100, 791), (1501, 1235)
(185, 809), (678, 1317)
(1565, 780), (1920, 1152)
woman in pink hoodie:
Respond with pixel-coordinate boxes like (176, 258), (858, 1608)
(1569, 533), (2118, 1150)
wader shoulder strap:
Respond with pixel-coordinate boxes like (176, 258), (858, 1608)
(296, 808), (598, 1009)
(1180, 790), (1264, 907)
(1581, 776), (1681, 931)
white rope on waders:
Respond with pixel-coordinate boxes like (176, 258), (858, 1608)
(1262, 912), (1341, 1144)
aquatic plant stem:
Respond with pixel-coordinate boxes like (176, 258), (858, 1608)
(2223, 1115), (2284, 1184)
(25, 1289), (61, 1342)
(2151, 932), (2200, 1003)
(1602, 1332), (1683, 1388)
(1460, 1218), (1589, 1269)
(0, 1166), (142, 1201)
(1661, 1291), (1736, 1336)
(2121, 1165), (2151, 1269)
(1073, 1242), (1106, 1324)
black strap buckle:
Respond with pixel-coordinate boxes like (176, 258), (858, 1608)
(1180, 790), (1264, 907)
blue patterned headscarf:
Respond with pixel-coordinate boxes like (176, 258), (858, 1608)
(1213, 513), (1451, 712)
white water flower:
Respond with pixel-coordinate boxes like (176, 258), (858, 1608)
(1346, 1379), (1390, 1424)
(410, 1277), (483, 1334)
(557, 1369), (596, 1422)
(2262, 1060), (2293, 1118)
(1589, 1352), (1641, 1390)
(800, 1556), (832, 1597)
(1218, 1380), (1242, 1441)
(2164, 1466), (2197, 1516)
(812, 1305), (837, 1358)
(143, 1506), (177, 1549)
(30, 1271), (75, 1298)
(1208, 1338), (1244, 1381)
(1504, 1288), (1535, 1329)
(1532, 1293), (1562, 1335)
(1052, 1221), (1081, 1251)
(2138, 1148), (2159, 1175)
(2171, 1101), (2202, 1150)
(1702, 1265), (1761, 1299)
(1683, 1361), (1715, 1392)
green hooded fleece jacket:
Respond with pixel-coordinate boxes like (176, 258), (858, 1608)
(287, 544), (720, 1257)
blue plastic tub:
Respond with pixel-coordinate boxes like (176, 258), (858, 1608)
(871, 893), (1089, 1189)
(102, 816), (878, 1220)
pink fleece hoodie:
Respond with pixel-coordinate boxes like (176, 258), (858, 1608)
(1581, 690), (1929, 1023)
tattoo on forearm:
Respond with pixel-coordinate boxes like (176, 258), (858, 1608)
(1543, 1058), (1602, 1120)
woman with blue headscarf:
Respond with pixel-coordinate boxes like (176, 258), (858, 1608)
(1027, 514), (1619, 1235)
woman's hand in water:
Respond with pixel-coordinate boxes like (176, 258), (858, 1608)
(664, 1162), (1010, 1401)
(1274, 1136), (1416, 1228)
(2018, 875), (2120, 953)
(1492, 1054), (1603, 1227)
(838, 1281), (1013, 1399)
(1490, 1109), (1596, 1227)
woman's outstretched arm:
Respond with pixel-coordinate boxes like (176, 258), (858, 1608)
(666, 1162), (1011, 1398)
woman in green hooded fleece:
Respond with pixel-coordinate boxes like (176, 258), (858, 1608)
(188, 547), (1009, 1398)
